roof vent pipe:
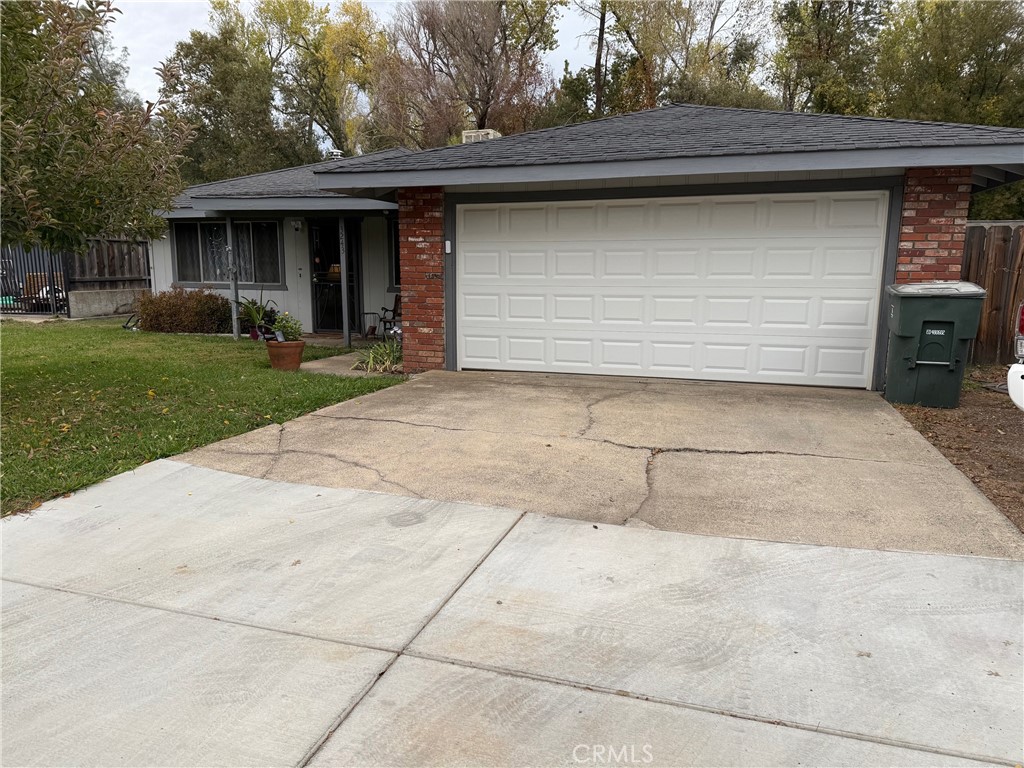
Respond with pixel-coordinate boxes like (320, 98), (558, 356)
(327, 148), (345, 159)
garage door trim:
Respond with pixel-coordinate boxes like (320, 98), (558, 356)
(443, 178), (903, 388)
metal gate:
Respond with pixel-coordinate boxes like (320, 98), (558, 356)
(1, 243), (71, 316)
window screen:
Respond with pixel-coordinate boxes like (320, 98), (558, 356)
(173, 221), (281, 285)
(200, 223), (228, 282)
(250, 222), (280, 283)
(173, 223), (201, 282)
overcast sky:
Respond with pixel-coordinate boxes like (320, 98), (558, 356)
(109, 0), (594, 103)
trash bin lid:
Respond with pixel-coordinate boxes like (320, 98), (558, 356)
(886, 281), (987, 298)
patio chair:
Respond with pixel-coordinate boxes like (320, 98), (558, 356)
(20, 272), (66, 313)
(380, 294), (401, 338)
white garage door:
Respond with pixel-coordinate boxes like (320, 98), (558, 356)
(456, 191), (888, 387)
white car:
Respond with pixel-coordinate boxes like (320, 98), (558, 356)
(1010, 301), (1024, 411)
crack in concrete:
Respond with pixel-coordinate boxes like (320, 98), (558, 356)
(585, 438), (939, 468)
(576, 390), (632, 438)
(310, 413), (938, 469)
(622, 449), (659, 526)
(259, 425), (286, 480)
(275, 447), (424, 499)
(312, 413), (477, 434)
(307, 415), (933, 468)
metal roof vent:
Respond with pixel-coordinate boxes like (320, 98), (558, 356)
(462, 129), (502, 143)
(327, 148), (345, 159)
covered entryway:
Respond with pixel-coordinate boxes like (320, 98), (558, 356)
(456, 191), (889, 387)
(309, 217), (364, 336)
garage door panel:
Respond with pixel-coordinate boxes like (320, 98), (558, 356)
(457, 192), (886, 387)
(827, 196), (886, 228)
(460, 334), (874, 387)
(823, 246), (881, 278)
(507, 206), (546, 236)
(465, 288), (878, 336)
(507, 250), (546, 277)
(493, 240), (882, 285)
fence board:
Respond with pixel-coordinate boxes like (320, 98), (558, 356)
(68, 239), (151, 291)
(962, 221), (1024, 364)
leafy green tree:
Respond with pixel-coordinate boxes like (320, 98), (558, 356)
(876, 0), (1024, 126)
(252, 0), (350, 152)
(83, 23), (143, 109)
(535, 63), (597, 127)
(1, 0), (193, 251)
(771, 0), (886, 114)
(970, 182), (1024, 220)
(579, 0), (775, 113)
(162, 0), (323, 184)
(875, 1), (1024, 218)
(324, 0), (390, 150)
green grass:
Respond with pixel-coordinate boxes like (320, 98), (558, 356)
(0, 319), (403, 515)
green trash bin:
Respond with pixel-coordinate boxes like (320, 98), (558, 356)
(884, 281), (986, 408)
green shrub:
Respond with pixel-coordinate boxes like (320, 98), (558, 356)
(270, 312), (304, 341)
(352, 340), (403, 373)
(137, 287), (232, 334)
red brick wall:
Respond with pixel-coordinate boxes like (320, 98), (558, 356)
(896, 167), (972, 283)
(397, 187), (445, 372)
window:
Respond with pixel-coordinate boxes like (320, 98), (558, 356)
(173, 221), (281, 285)
(233, 221), (280, 284)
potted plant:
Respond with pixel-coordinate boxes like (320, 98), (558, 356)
(238, 293), (277, 339)
(266, 312), (305, 371)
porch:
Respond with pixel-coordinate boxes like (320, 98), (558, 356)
(151, 211), (399, 346)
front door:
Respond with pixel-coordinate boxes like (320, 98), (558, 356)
(309, 217), (363, 333)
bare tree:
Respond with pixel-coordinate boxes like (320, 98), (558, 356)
(377, 0), (561, 144)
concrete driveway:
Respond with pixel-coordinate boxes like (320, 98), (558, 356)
(3, 461), (1021, 767)
(184, 370), (1023, 558)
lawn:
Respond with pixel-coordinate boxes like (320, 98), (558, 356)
(0, 319), (402, 515)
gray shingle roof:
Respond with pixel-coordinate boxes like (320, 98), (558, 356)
(174, 148), (411, 207)
(315, 104), (1024, 174)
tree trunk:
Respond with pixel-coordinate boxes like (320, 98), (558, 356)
(594, 1), (607, 117)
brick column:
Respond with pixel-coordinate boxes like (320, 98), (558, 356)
(397, 187), (445, 372)
(896, 167), (972, 283)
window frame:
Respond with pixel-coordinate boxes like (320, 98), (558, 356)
(171, 219), (287, 290)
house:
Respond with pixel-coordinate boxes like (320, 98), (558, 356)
(156, 104), (1024, 389)
(152, 151), (407, 339)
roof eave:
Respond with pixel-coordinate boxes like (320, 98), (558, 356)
(185, 196), (397, 212)
(314, 144), (1024, 194)
(164, 207), (221, 219)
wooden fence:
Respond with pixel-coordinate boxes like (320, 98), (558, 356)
(962, 221), (1024, 364)
(2, 238), (150, 315)
(68, 239), (150, 291)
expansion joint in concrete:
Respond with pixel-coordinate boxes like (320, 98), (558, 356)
(399, 648), (1006, 768)
(296, 510), (529, 768)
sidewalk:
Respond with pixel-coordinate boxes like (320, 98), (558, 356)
(2, 461), (1021, 766)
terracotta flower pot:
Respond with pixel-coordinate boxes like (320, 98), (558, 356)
(267, 340), (305, 371)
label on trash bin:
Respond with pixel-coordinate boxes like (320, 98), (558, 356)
(925, 328), (947, 336)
